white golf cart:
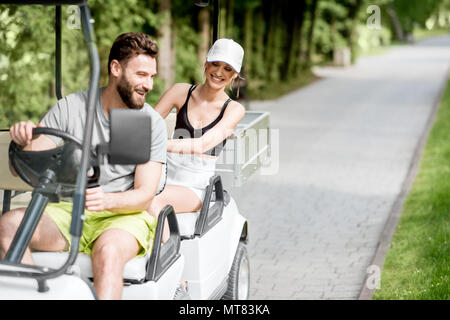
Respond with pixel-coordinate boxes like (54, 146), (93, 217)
(0, 0), (271, 300)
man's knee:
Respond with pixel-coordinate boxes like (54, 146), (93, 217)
(92, 243), (121, 268)
(0, 209), (25, 239)
(91, 229), (140, 275)
(0, 209), (25, 253)
(92, 242), (132, 275)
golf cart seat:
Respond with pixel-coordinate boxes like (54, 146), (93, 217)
(32, 251), (148, 282)
(31, 207), (224, 282)
(32, 204), (182, 285)
(30, 196), (228, 282)
(176, 189), (230, 238)
(31, 176), (229, 283)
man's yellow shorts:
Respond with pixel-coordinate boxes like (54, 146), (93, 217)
(45, 201), (157, 258)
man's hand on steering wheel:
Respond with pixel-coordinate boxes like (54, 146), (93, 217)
(9, 121), (44, 147)
(9, 124), (99, 197)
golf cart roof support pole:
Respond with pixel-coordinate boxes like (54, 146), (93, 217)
(2, 190), (12, 214)
(4, 193), (49, 263)
(55, 5), (62, 100)
(213, 0), (219, 43)
(70, 2), (99, 240)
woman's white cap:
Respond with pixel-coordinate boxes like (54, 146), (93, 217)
(206, 38), (244, 73)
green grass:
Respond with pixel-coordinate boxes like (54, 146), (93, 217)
(358, 46), (392, 57)
(358, 29), (450, 58)
(373, 77), (450, 300)
(413, 28), (450, 42)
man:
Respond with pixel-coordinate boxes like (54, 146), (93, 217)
(0, 32), (167, 300)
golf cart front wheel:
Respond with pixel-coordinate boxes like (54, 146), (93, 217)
(223, 241), (250, 300)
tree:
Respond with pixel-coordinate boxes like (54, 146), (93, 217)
(391, 0), (443, 36)
(0, 5), (55, 128)
(2, 0), (440, 125)
(197, 6), (210, 63)
(305, 0), (319, 67)
(283, 1), (307, 80)
(158, 0), (174, 91)
(346, 0), (364, 63)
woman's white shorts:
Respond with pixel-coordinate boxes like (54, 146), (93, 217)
(165, 152), (216, 202)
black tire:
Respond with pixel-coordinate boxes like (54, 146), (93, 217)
(222, 242), (250, 300)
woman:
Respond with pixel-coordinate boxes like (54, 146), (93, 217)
(148, 38), (245, 229)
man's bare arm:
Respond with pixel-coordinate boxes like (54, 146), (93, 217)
(85, 160), (163, 214)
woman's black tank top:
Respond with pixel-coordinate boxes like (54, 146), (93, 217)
(173, 84), (232, 156)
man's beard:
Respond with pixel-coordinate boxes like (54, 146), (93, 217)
(116, 75), (147, 110)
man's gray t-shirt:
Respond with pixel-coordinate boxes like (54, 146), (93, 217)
(41, 88), (167, 194)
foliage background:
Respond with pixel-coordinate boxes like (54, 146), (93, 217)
(0, 0), (448, 128)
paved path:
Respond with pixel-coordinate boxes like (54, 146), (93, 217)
(229, 35), (450, 299)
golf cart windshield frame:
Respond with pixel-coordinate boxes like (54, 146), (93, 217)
(0, 0), (100, 291)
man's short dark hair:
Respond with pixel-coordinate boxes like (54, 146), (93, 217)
(108, 32), (159, 74)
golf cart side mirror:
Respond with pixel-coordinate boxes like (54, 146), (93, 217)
(97, 109), (151, 165)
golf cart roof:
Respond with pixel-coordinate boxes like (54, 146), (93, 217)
(0, 1), (86, 5)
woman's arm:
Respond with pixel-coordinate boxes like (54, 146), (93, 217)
(167, 101), (245, 155)
(154, 83), (191, 118)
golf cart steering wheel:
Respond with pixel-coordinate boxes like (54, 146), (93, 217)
(9, 127), (99, 201)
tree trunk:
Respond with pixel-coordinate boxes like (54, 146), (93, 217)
(306, 0), (318, 67)
(250, 7), (266, 88)
(386, 2), (404, 41)
(220, 0), (227, 38)
(243, 6), (253, 76)
(226, 0), (234, 38)
(285, 0), (307, 80)
(158, 0), (174, 91)
(264, 1), (280, 81)
(198, 7), (210, 63)
(348, 0), (363, 64)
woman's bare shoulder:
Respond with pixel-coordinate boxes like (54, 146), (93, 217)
(157, 83), (193, 112)
(170, 83), (192, 93)
(221, 99), (246, 124)
(227, 100), (246, 115)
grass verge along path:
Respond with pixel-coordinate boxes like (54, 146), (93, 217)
(373, 77), (450, 300)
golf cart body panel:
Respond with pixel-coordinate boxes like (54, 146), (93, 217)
(0, 264), (95, 300)
(178, 197), (247, 300)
